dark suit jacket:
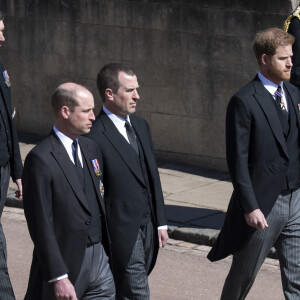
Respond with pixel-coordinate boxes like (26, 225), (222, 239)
(22, 132), (110, 299)
(0, 62), (22, 180)
(86, 110), (167, 283)
(208, 76), (300, 261)
(288, 17), (300, 89)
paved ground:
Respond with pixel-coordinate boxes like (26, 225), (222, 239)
(4, 207), (284, 300)
(2, 139), (286, 299)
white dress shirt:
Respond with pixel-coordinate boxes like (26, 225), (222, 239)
(258, 72), (289, 112)
(103, 105), (167, 231)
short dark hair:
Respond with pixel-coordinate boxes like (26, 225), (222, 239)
(96, 63), (135, 102)
(0, 10), (5, 21)
(253, 27), (295, 65)
(51, 85), (80, 116)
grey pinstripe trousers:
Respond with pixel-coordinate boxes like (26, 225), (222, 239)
(221, 188), (300, 300)
(0, 164), (15, 300)
(117, 219), (155, 300)
(42, 242), (115, 300)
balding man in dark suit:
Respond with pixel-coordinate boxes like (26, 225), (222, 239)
(23, 83), (115, 300)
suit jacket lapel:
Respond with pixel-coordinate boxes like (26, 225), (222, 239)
(99, 110), (146, 185)
(131, 116), (156, 177)
(284, 82), (300, 135)
(79, 137), (106, 213)
(252, 77), (289, 159)
(50, 133), (91, 214)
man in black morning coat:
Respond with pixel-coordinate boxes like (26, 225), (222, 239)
(284, 4), (300, 89)
(22, 83), (115, 300)
(86, 63), (168, 300)
(208, 28), (300, 299)
(0, 9), (23, 300)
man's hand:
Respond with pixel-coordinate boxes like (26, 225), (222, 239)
(158, 229), (169, 248)
(53, 278), (77, 300)
(15, 178), (22, 199)
(244, 209), (268, 229)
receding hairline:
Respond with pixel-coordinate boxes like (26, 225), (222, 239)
(51, 82), (91, 115)
(57, 82), (90, 94)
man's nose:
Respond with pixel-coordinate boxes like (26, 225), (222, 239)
(90, 110), (95, 121)
(133, 90), (140, 100)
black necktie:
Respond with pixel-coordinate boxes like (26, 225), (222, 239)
(72, 140), (84, 184)
(125, 121), (139, 155)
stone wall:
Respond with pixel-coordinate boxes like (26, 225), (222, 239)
(0, 0), (295, 170)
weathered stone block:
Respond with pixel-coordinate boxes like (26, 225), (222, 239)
(151, 113), (209, 156)
(0, 0), (295, 171)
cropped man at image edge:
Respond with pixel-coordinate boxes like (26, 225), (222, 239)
(208, 28), (300, 300)
(0, 9), (23, 300)
(86, 63), (168, 300)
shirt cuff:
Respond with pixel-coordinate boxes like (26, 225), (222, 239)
(158, 225), (168, 230)
(48, 274), (68, 283)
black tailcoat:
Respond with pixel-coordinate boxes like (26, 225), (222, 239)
(208, 76), (300, 261)
(86, 110), (167, 283)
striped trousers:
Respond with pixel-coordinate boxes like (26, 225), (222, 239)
(0, 164), (15, 300)
(221, 188), (300, 300)
(116, 219), (155, 300)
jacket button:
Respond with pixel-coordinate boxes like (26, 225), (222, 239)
(85, 220), (91, 225)
(285, 161), (289, 166)
(142, 189), (146, 193)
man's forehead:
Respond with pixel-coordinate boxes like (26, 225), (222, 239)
(118, 72), (139, 87)
(0, 20), (4, 30)
(275, 44), (292, 53)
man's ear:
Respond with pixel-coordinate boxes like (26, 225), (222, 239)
(61, 106), (69, 119)
(261, 54), (269, 66)
(105, 88), (114, 101)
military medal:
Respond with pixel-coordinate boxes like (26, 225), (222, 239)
(12, 107), (16, 119)
(91, 159), (102, 177)
(100, 180), (104, 197)
(280, 100), (286, 111)
(2, 70), (11, 87)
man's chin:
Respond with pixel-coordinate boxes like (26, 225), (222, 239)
(80, 128), (91, 135)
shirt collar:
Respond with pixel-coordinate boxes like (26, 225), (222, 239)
(53, 125), (78, 149)
(258, 71), (283, 96)
(103, 105), (131, 125)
